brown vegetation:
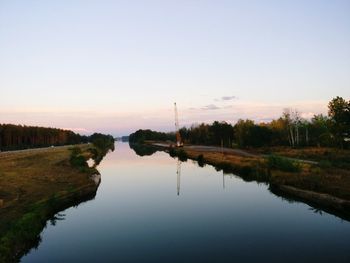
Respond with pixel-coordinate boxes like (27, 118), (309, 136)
(0, 145), (100, 262)
(163, 144), (350, 219)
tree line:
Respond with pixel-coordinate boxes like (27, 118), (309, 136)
(129, 129), (174, 144)
(129, 96), (350, 149)
(0, 124), (115, 151)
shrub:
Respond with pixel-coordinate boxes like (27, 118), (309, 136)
(70, 154), (86, 168)
(267, 155), (301, 173)
(70, 146), (82, 155)
(319, 160), (332, 169)
(217, 162), (233, 172)
(177, 149), (188, 162)
(197, 154), (205, 167)
(240, 166), (253, 175)
(69, 147), (87, 169)
(88, 147), (98, 159)
(168, 148), (176, 157)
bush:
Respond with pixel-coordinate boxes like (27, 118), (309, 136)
(70, 146), (82, 155)
(216, 162), (233, 172)
(240, 166), (253, 175)
(169, 148), (176, 157)
(88, 147), (98, 159)
(319, 160), (332, 169)
(197, 154), (205, 167)
(69, 147), (87, 169)
(70, 154), (86, 168)
(267, 155), (301, 173)
(177, 149), (188, 162)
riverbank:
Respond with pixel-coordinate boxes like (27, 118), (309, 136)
(0, 145), (103, 262)
(147, 142), (350, 220)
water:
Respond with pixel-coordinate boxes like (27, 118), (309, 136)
(22, 142), (350, 262)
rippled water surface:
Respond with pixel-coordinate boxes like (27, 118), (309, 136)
(22, 142), (350, 263)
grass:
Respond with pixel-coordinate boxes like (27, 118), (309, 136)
(167, 145), (350, 202)
(0, 145), (100, 262)
(252, 146), (350, 169)
(160, 144), (350, 220)
(267, 155), (301, 173)
(175, 147), (270, 183)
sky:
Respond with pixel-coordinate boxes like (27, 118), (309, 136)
(1, 0), (349, 136)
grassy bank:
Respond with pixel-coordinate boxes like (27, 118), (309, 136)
(160, 144), (350, 220)
(0, 144), (107, 262)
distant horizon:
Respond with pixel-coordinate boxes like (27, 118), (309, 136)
(1, 1), (349, 136)
(0, 98), (330, 137)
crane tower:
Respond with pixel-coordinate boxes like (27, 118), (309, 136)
(174, 102), (183, 147)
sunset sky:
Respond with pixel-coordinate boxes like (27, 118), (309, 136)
(1, 0), (349, 136)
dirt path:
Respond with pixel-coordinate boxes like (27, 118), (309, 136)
(0, 144), (77, 156)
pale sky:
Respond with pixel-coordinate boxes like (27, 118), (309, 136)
(1, 0), (349, 136)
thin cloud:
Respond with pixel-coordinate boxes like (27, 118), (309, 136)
(222, 105), (233, 109)
(189, 103), (232, 111)
(202, 104), (220, 110)
(214, 96), (238, 102)
(221, 96), (237, 101)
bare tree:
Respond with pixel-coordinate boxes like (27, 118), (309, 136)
(283, 108), (303, 147)
(283, 109), (294, 147)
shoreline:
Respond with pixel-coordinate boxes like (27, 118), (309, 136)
(0, 144), (106, 263)
(11, 182), (99, 262)
(147, 142), (350, 221)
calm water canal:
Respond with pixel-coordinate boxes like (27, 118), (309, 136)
(22, 142), (350, 262)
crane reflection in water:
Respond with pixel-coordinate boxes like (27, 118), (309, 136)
(176, 159), (181, 196)
(175, 159), (228, 196)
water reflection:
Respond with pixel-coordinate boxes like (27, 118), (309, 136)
(176, 160), (233, 195)
(18, 190), (99, 262)
(176, 159), (181, 196)
(22, 142), (350, 263)
(222, 171), (225, 189)
(49, 213), (66, 226)
(269, 184), (350, 221)
(129, 143), (350, 221)
(129, 143), (160, 156)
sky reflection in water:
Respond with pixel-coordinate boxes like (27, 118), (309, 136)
(22, 142), (350, 263)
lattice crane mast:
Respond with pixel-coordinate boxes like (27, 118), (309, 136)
(174, 102), (183, 147)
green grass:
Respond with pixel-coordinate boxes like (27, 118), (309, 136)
(267, 155), (301, 173)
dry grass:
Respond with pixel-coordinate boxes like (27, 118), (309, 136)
(0, 145), (95, 234)
(177, 146), (350, 201)
(185, 148), (260, 168)
(0, 145), (100, 262)
(246, 147), (350, 199)
(252, 146), (350, 166)
(270, 166), (350, 200)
